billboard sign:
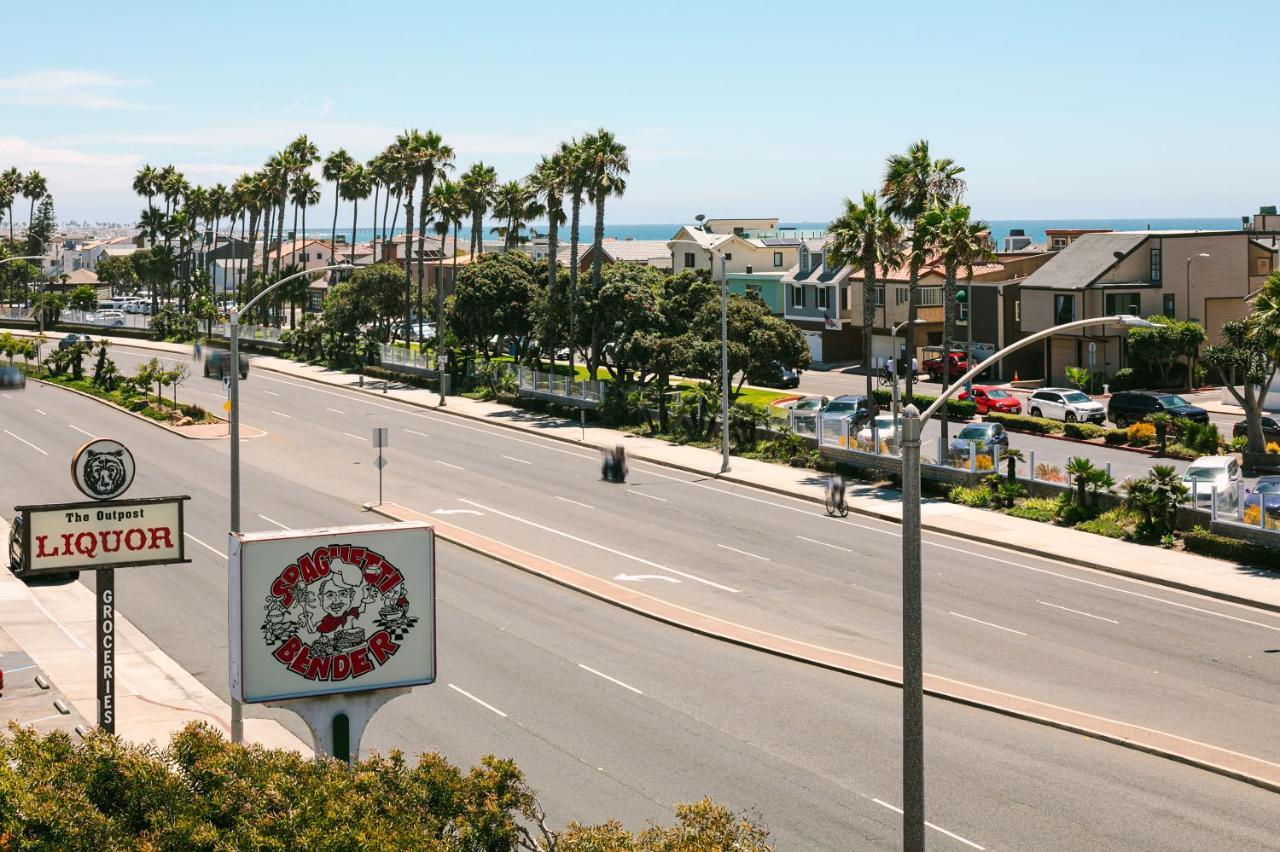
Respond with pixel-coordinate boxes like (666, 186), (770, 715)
(229, 521), (435, 704)
(14, 496), (189, 576)
(70, 439), (136, 501)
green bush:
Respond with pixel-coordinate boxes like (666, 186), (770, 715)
(871, 388), (976, 420)
(948, 483), (993, 508)
(1005, 497), (1059, 522)
(1063, 421), (1107, 440)
(1162, 442), (1201, 460)
(986, 411), (1063, 435)
(1182, 526), (1280, 571)
(0, 723), (770, 850)
(1103, 428), (1129, 445)
(1107, 367), (1143, 391)
(1175, 418), (1221, 455)
(1076, 508), (1140, 540)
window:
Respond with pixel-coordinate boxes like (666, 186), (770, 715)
(817, 287), (828, 309)
(1053, 294), (1074, 324)
(724, 253), (733, 262)
(684, 252), (696, 268)
(840, 286), (849, 311)
(875, 285), (884, 307)
(895, 287), (908, 305)
(1014, 300), (1021, 322)
(745, 265), (753, 274)
(792, 286), (806, 308)
(1257, 257), (1271, 275)
(1051, 237), (1068, 250)
(1106, 293), (1140, 315)
(773, 251), (783, 267)
(747, 283), (762, 297)
(1163, 293), (1176, 318)
(800, 249), (809, 271)
(1150, 248), (1161, 282)
(958, 302), (969, 322)
(918, 288), (942, 306)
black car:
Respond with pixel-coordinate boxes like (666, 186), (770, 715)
(0, 366), (24, 390)
(1233, 415), (1280, 444)
(749, 362), (801, 389)
(204, 350), (249, 380)
(7, 514), (24, 576)
(1107, 390), (1209, 427)
(58, 333), (83, 350)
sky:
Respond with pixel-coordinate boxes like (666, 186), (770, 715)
(1, 0), (1276, 226)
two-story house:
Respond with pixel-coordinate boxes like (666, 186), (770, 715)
(1019, 230), (1278, 384)
(667, 220), (802, 317)
(779, 238), (857, 361)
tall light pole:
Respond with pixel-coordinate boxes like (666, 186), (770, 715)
(1186, 253), (1210, 392)
(896, 313), (1153, 851)
(888, 319), (923, 426)
(709, 245), (731, 473)
(227, 263), (351, 743)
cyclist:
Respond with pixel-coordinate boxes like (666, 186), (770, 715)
(825, 473), (848, 517)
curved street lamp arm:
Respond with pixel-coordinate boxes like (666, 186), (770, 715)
(232, 263), (352, 322)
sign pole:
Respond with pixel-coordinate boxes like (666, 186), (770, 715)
(97, 568), (115, 733)
(378, 443), (384, 506)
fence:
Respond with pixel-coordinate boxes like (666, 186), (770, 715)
(515, 365), (605, 407)
(208, 322), (285, 344)
(380, 343), (434, 371)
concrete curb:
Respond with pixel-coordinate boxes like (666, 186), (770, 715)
(369, 502), (1280, 797)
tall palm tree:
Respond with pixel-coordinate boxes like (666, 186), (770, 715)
(827, 191), (903, 414)
(370, 149), (396, 245)
(285, 135), (319, 273)
(528, 151), (568, 367)
(414, 131), (454, 342)
(289, 173), (321, 327)
(322, 149), (354, 265)
(339, 163), (371, 268)
(3, 167), (24, 247)
(558, 140), (589, 376)
(22, 171), (48, 240)
(430, 178), (466, 374)
(882, 139), (965, 401)
(206, 183), (229, 279)
(459, 162), (497, 258)
(490, 180), (545, 250)
(580, 130), (629, 297)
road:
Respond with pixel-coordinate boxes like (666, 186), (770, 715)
(69, 343), (1280, 765)
(2, 374), (1278, 849)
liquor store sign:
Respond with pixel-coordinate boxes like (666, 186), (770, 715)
(15, 496), (188, 576)
(230, 521), (436, 704)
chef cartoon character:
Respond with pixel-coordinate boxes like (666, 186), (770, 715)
(302, 558), (379, 635)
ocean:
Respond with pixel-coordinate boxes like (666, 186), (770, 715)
(301, 218), (1244, 247)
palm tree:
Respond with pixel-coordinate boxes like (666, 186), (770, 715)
(580, 130), (629, 295)
(289, 173), (321, 328)
(827, 191), (902, 414)
(285, 135), (319, 266)
(490, 180), (545, 250)
(528, 151), (568, 368)
(460, 162), (497, 258)
(323, 149), (354, 265)
(430, 178), (466, 374)
(139, 207), (166, 246)
(339, 163), (371, 267)
(881, 139), (965, 402)
(132, 164), (159, 225)
(2, 167), (23, 247)
(22, 171), (48, 241)
(206, 183), (229, 280)
(229, 173), (254, 301)
(414, 131), (454, 342)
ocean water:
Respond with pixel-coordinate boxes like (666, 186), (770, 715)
(302, 218), (1243, 246)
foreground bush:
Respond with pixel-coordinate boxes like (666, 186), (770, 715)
(1182, 527), (1280, 571)
(0, 723), (771, 851)
(985, 411), (1061, 435)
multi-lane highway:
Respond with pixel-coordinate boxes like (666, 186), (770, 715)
(1, 346), (1278, 848)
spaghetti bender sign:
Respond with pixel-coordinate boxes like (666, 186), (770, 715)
(229, 522), (436, 704)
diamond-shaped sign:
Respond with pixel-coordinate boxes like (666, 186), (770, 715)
(223, 400), (232, 413)
(374, 455), (388, 469)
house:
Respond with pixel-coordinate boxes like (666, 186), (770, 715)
(1044, 228), (1111, 251)
(1019, 230), (1279, 384)
(576, 239), (673, 272)
(667, 223), (802, 292)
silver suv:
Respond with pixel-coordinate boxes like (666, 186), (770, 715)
(1027, 387), (1106, 423)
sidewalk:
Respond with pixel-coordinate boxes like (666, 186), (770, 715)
(20, 329), (1280, 612)
(0, 519), (308, 753)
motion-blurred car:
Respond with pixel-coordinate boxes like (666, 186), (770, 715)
(1232, 416), (1280, 445)
(58, 333), (84, 350)
(0, 367), (25, 390)
(1181, 456), (1242, 511)
(949, 422), (1009, 459)
(958, 385), (1022, 415)
(204, 350), (249, 380)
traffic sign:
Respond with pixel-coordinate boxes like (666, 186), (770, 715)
(223, 400), (232, 413)
(372, 427), (389, 448)
(374, 456), (388, 470)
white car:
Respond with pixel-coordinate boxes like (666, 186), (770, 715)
(1182, 456), (1243, 511)
(94, 310), (127, 327)
(857, 414), (901, 450)
(1026, 387), (1106, 423)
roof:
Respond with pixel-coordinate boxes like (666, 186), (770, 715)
(585, 239), (671, 263)
(667, 227), (734, 250)
(62, 268), (100, 285)
(1019, 232), (1149, 290)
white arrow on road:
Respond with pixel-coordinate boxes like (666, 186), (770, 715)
(614, 573), (681, 584)
(431, 508), (484, 516)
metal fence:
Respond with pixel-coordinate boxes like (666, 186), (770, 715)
(380, 343), (434, 371)
(208, 322), (285, 343)
(515, 365), (605, 403)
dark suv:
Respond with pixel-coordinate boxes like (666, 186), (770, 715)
(820, 394), (874, 426)
(1107, 390), (1208, 428)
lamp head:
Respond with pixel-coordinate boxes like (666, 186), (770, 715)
(1113, 314), (1155, 328)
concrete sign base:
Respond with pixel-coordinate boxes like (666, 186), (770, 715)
(266, 687), (410, 762)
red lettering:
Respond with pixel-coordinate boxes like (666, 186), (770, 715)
(313, 547), (331, 578)
(349, 547), (368, 569)
(288, 643), (313, 676)
(303, 653), (331, 681)
(298, 553), (317, 584)
(335, 545), (351, 565)
(273, 635), (303, 664)
(350, 647), (373, 678)
(330, 652), (352, 681)
(368, 630), (399, 665)
(123, 529), (146, 551)
(100, 530), (123, 553)
(374, 564), (403, 594)
(35, 535), (58, 558)
(61, 533), (74, 553)
(270, 577), (294, 608)
(148, 527), (173, 550)
(281, 564), (299, 585)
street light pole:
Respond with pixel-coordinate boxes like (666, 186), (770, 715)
(710, 247), (730, 474)
(227, 263), (350, 744)
(1186, 253), (1210, 392)
(897, 313), (1152, 851)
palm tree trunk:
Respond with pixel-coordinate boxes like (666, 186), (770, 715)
(371, 182), (380, 261)
(416, 172), (432, 341)
(402, 180), (417, 346)
(568, 192), (582, 378)
(274, 198), (286, 278)
(472, 209), (483, 257)
(329, 178), (341, 266)
(547, 204), (559, 375)
(387, 192), (402, 244)
(381, 187), (392, 243)
(588, 195), (607, 374)
(863, 246), (877, 429)
(905, 256), (920, 404)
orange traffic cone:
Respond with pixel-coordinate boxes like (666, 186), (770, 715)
(1012, 370), (1020, 383)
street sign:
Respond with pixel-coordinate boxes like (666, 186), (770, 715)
(374, 456), (388, 470)
(14, 496), (189, 576)
(228, 522), (436, 704)
(372, 427), (389, 448)
(70, 439), (135, 501)
(223, 400), (232, 413)
(1088, 341), (1097, 355)
(223, 375), (231, 392)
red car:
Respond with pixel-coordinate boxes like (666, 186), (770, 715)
(958, 385), (1022, 415)
(922, 352), (968, 381)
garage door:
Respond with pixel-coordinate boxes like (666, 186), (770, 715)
(803, 331), (823, 362)
(1205, 297), (1246, 346)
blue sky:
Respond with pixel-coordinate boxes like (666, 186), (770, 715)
(2, 0), (1275, 225)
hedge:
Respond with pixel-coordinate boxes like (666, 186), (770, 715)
(870, 388), (976, 420)
(985, 411), (1062, 435)
(1063, 421), (1108, 440)
(1182, 526), (1280, 571)
(1103, 428), (1129, 445)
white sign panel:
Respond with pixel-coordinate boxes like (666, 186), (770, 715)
(229, 522), (435, 703)
(20, 497), (187, 574)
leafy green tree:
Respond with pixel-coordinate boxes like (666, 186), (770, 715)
(1125, 315), (1205, 387)
(353, 262), (408, 342)
(30, 289), (65, 327)
(689, 292), (810, 394)
(68, 284), (97, 312)
(448, 252), (540, 361)
(1202, 274), (1280, 453)
(95, 253), (139, 297)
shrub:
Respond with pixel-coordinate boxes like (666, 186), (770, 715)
(948, 483), (993, 508)
(1122, 464), (1188, 537)
(986, 411), (1062, 435)
(1063, 421), (1107, 440)
(1229, 435), (1249, 453)
(1267, 442), (1280, 455)
(1035, 463), (1065, 483)
(1107, 367), (1142, 391)
(1076, 508), (1140, 540)
(1126, 422), (1156, 446)
(1103, 428), (1129, 446)
(1176, 418), (1221, 455)
(1006, 497), (1059, 522)
(1163, 442), (1200, 460)
(1182, 526), (1280, 571)
(871, 388), (976, 421)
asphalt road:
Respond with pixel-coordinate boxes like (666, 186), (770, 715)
(2, 378), (1279, 849)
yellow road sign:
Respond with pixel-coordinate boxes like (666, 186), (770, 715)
(223, 400), (232, 413)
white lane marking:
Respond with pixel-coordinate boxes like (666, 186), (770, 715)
(405, 428), (429, 438)
(447, 683), (507, 717)
(431, 508), (483, 516)
(4, 664), (35, 674)
(1038, 600), (1118, 625)
(184, 532), (225, 558)
(326, 407), (346, 415)
(628, 489), (667, 502)
(502, 454), (532, 465)
(258, 514), (290, 530)
(578, 663), (643, 695)
(615, 573), (681, 584)
(34, 408), (46, 416)
(435, 459), (465, 470)
(556, 496), (595, 510)
(871, 799), (985, 850)
(342, 432), (364, 441)
(67, 424), (96, 438)
(270, 410), (291, 418)
(30, 596), (86, 650)
(796, 534), (852, 553)
(4, 429), (48, 456)
(950, 611), (1028, 637)
(718, 543), (770, 561)
(459, 498), (741, 593)
(263, 390), (280, 397)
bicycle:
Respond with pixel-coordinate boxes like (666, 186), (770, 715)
(824, 475), (849, 517)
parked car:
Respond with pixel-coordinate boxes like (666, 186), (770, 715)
(749, 361), (801, 389)
(789, 395), (828, 413)
(125, 300), (151, 314)
(7, 513), (24, 576)
(1026, 388), (1106, 423)
(949, 421), (1009, 459)
(1107, 390), (1209, 427)
(58, 333), (84, 350)
(1181, 456), (1243, 511)
(820, 394), (873, 426)
(0, 367), (25, 390)
(1232, 416), (1280, 445)
(856, 413), (901, 450)
(958, 385), (1022, 415)
(204, 350), (249, 380)
(921, 351), (968, 382)
(95, 309), (127, 327)
(1243, 476), (1280, 514)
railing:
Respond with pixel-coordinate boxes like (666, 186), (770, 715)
(515, 364), (605, 403)
(208, 322), (285, 343)
(58, 309), (151, 330)
(381, 343), (434, 371)
(0, 306), (31, 321)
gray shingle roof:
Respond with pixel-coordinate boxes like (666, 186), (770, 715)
(1019, 233), (1148, 290)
